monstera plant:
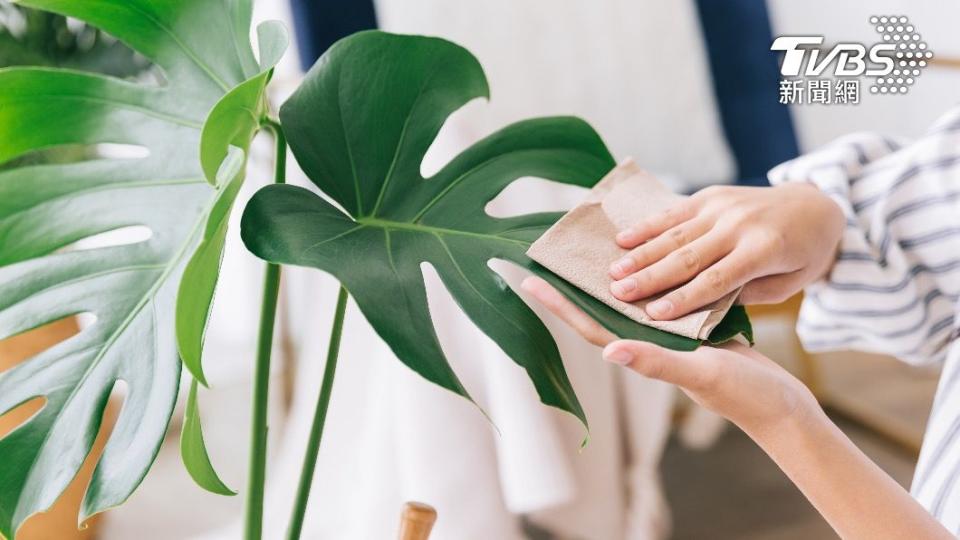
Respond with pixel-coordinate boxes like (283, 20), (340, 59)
(0, 1), (751, 539)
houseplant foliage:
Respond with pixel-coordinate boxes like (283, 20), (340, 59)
(0, 1), (752, 537)
(242, 31), (754, 431)
(0, 0), (286, 536)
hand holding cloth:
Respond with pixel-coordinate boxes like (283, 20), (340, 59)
(527, 160), (740, 340)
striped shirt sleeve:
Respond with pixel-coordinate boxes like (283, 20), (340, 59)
(768, 107), (960, 366)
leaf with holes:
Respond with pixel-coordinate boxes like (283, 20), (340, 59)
(0, 0), (286, 535)
(241, 31), (752, 431)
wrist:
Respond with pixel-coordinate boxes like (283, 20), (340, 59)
(743, 385), (826, 451)
(779, 182), (845, 282)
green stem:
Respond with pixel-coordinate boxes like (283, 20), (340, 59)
(286, 285), (349, 540)
(244, 118), (286, 540)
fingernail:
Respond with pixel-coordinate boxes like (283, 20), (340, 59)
(604, 347), (634, 365)
(646, 299), (672, 319)
(611, 278), (637, 297)
(609, 257), (635, 277)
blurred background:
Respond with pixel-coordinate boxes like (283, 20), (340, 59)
(1, 0), (958, 538)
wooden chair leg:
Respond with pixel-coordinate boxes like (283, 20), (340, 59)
(397, 502), (437, 540)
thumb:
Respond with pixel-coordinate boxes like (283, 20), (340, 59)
(603, 340), (719, 391)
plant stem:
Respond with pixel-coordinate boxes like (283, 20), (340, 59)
(244, 119), (286, 540)
(286, 285), (349, 540)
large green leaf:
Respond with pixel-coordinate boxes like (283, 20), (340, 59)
(241, 31), (752, 429)
(0, 0), (285, 535)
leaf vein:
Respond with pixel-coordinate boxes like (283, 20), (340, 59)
(3, 94), (203, 129)
(431, 234), (569, 402)
(370, 70), (435, 217)
(300, 225), (365, 257)
(121, 2), (233, 93)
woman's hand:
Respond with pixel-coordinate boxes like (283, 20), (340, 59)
(522, 276), (817, 437)
(608, 183), (845, 320)
(523, 276), (954, 540)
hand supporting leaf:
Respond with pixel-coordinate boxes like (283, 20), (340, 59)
(0, 0), (286, 534)
(241, 31), (752, 431)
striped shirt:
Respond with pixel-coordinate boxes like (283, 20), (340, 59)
(768, 105), (960, 532)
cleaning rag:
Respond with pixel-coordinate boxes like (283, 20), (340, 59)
(526, 159), (740, 340)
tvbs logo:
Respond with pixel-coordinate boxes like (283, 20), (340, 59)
(772, 36), (894, 77)
(772, 16), (932, 98)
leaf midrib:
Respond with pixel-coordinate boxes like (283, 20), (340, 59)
(355, 216), (530, 247)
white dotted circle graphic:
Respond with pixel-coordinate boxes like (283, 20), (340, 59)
(869, 15), (930, 97)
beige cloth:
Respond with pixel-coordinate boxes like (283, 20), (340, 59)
(527, 159), (739, 340)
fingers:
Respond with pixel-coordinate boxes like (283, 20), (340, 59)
(610, 228), (733, 302)
(615, 199), (697, 248)
(739, 270), (808, 305)
(609, 217), (712, 280)
(521, 276), (617, 347)
(602, 340), (719, 391)
(645, 249), (758, 320)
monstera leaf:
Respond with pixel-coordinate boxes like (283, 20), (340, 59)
(0, 0), (286, 535)
(241, 31), (752, 428)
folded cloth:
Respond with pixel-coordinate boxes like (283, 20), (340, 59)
(527, 159), (740, 340)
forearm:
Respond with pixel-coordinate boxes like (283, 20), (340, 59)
(749, 407), (952, 540)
